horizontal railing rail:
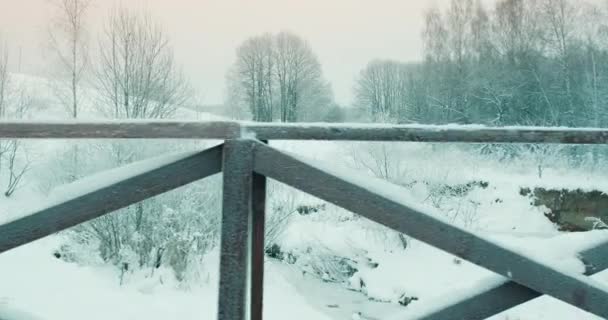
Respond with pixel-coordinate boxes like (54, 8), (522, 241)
(1, 122), (608, 320)
(2, 120), (608, 143)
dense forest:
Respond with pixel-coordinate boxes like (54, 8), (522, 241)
(357, 0), (608, 127)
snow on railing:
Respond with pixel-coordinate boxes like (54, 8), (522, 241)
(1, 120), (608, 143)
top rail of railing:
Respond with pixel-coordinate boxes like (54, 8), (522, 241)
(2, 120), (608, 143)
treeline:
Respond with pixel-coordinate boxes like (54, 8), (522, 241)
(226, 0), (608, 128)
(355, 0), (608, 127)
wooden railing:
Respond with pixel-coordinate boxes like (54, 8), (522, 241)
(2, 121), (608, 320)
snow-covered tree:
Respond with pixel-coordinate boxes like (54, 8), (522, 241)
(227, 32), (334, 122)
(95, 7), (191, 119)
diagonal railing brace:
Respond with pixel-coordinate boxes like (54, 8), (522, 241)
(399, 239), (608, 320)
(0, 145), (223, 254)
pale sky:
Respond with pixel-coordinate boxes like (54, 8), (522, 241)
(0, 0), (459, 105)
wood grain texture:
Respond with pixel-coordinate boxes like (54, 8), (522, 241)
(0, 145), (223, 254)
(218, 140), (255, 320)
(247, 123), (608, 143)
(0, 121), (241, 139)
(250, 141), (268, 320)
(3, 121), (608, 143)
(252, 141), (608, 319)
(415, 240), (608, 320)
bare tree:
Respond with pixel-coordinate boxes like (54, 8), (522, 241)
(0, 39), (8, 119)
(77, 7), (195, 276)
(493, 0), (545, 60)
(47, 0), (92, 182)
(447, 0), (474, 64)
(3, 87), (32, 197)
(541, 0), (579, 125)
(274, 32), (323, 122)
(234, 34), (275, 122)
(0, 41), (31, 197)
(224, 65), (250, 120)
(470, 0), (493, 60)
(423, 7), (449, 63)
(95, 7), (191, 119)
(227, 32), (333, 122)
(421, 6), (453, 123)
(297, 79), (334, 122)
(354, 60), (410, 122)
(0, 39), (9, 184)
(48, 0), (92, 118)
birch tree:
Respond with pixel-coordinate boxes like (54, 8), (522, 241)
(0, 39), (8, 119)
(541, 0), (580, 126)
(355, 60), (409, 122)
(48, 0), (92, 118)
(234, 34), (275, 122)
(95, 7), (190, 119)
(0, 40), (9, 175)
(274, 32), (323, 122)
(0, 41), (31, 197)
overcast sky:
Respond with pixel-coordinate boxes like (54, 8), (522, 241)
(1, 0), (462, 105)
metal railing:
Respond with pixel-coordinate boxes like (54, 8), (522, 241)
(1, 120), (608, 320)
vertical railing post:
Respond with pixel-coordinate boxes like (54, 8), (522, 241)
(218, 139), (255, 320)
(250, 140), (268, 320)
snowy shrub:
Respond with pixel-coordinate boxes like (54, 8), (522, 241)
(293, 245), (359, 283)
(345, 142), (414, 247)
(346, 142), (409, 182)
(422, 180), (483, 228)
(0, 78), (40, 197)
(53, 232), (104, 266)
(265, 182), (301, 249)
(75, 177), (222, 280)
(50, 140), (223, 280)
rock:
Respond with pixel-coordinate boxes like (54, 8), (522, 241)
(432, 180), (490, 197)
(398, 293), (419, 307)
(265, 243), (284, 260)
(521, 187), (608, 231)
(296, 203), (326, 215)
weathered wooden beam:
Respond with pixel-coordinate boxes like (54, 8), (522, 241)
(218, 140), (255, 320)
(252, 142), (608, 319)
(250, 141), (268, 320)
(3, 121), (608, 143)
(246, 123), (608, 143)
(410, 239), (608, 320)
(416, 281), (538, 320)
(0, 145), (223, 254)
(0, 121), (241, 139)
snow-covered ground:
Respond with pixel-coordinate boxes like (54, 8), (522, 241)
(2, 74), (608, 319)
(0, 237), (335, 320)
